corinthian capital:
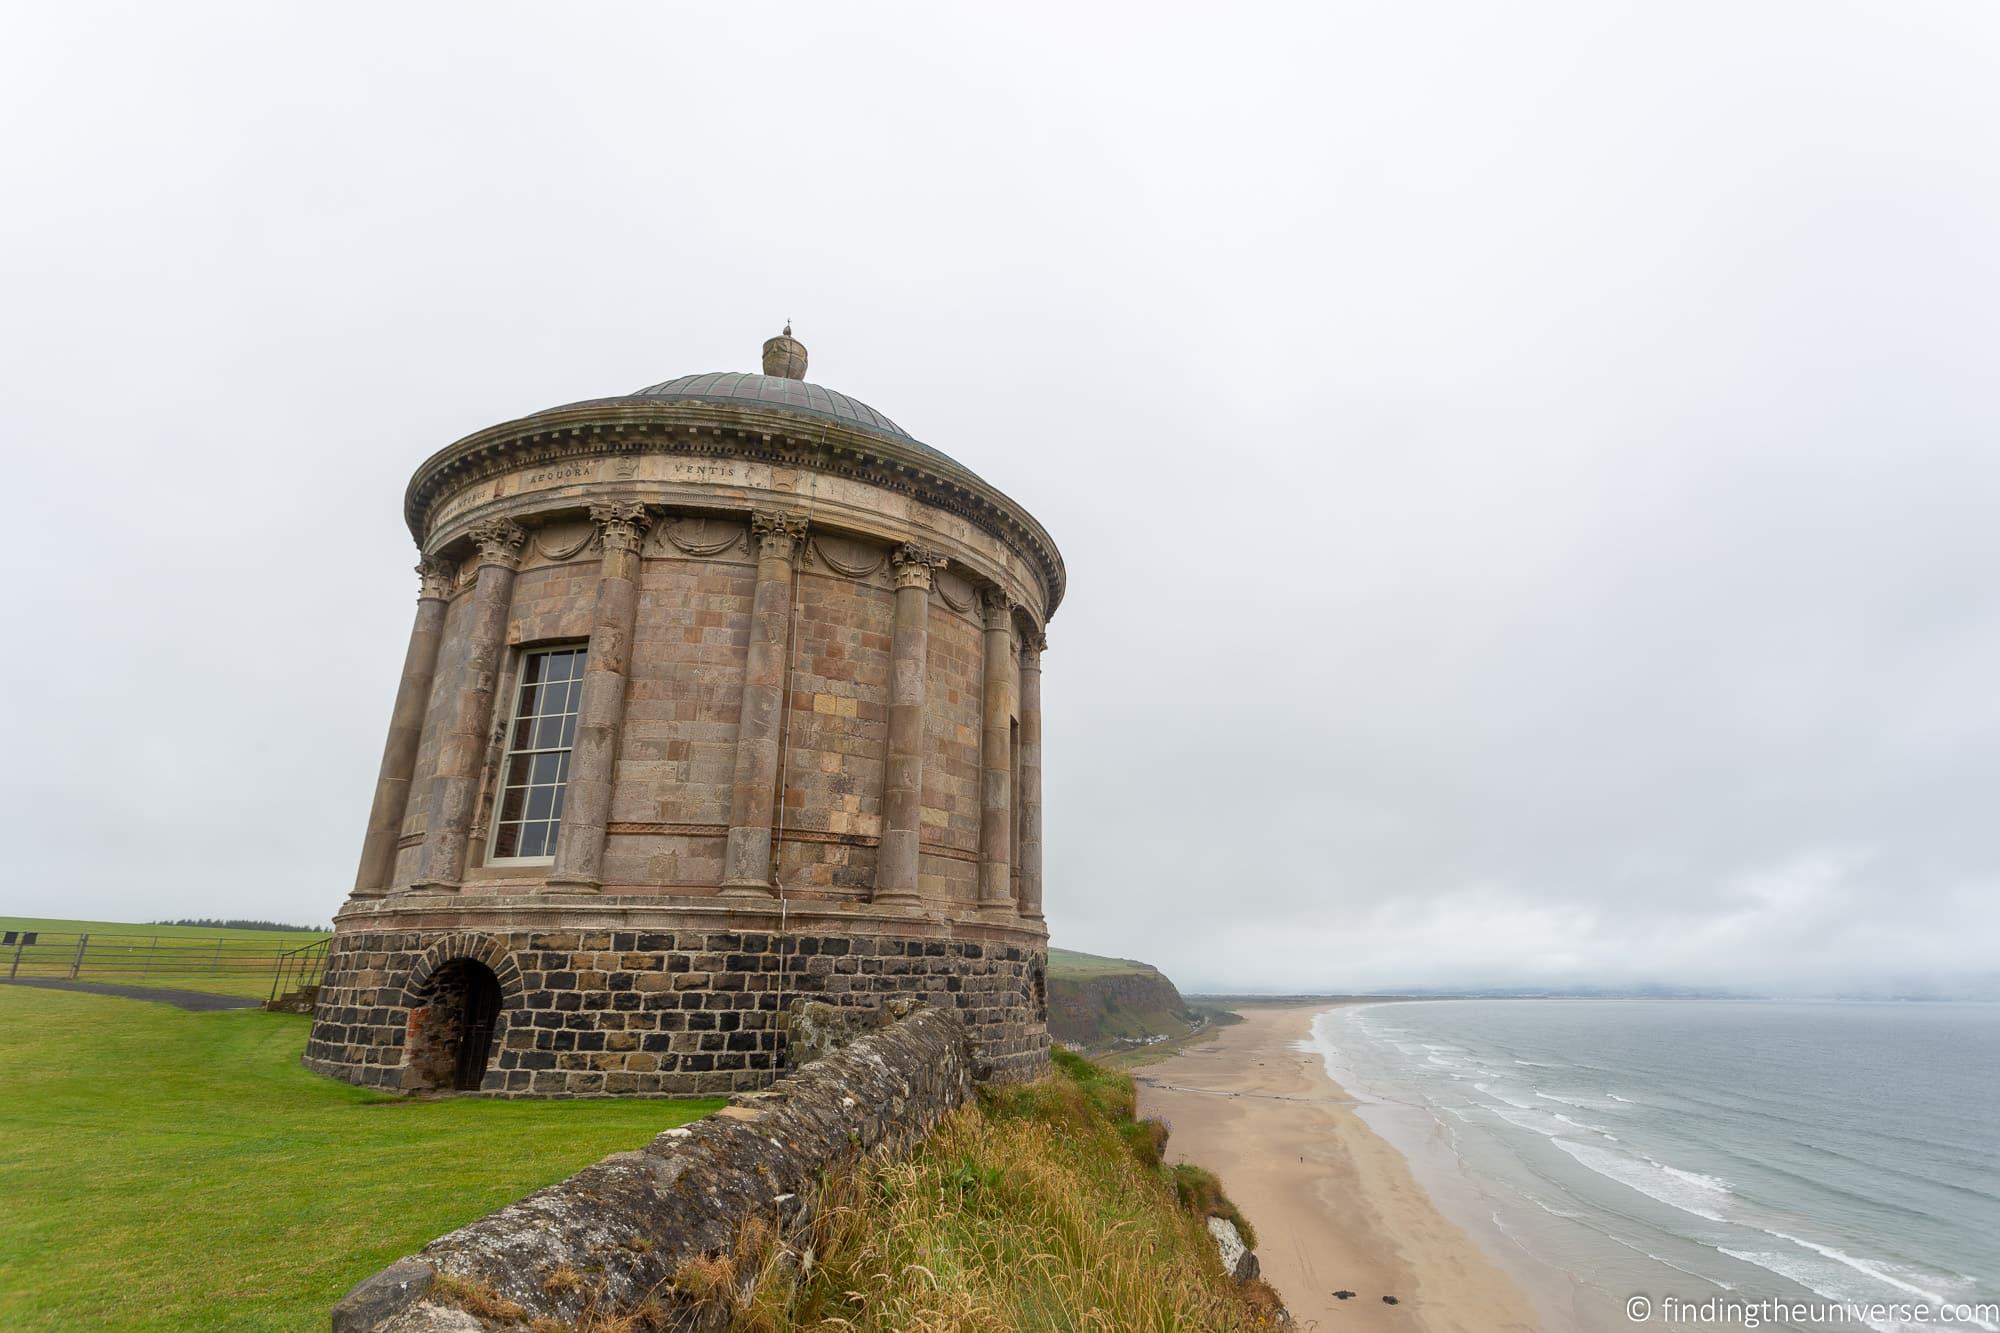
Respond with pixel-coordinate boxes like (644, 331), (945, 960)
(750, 509), (809, 561)
(980, 585), (1014, 631)
(590, 502), (653, 555)
(466, 518), (528, 570)
(1022, 627), (1048, 658)
(891, 542), (947, 591)
(415, 556), (457, 601)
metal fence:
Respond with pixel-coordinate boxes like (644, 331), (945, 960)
(266, 936), (332, 1005)
(0, 929), (331, 1002)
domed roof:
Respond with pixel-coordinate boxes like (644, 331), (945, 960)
(409, 325), (1065, 615)
(627, 371), (911, 441)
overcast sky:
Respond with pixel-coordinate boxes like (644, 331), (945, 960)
(3, 3), (1995, 995)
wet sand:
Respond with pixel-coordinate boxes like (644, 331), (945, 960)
(1135, 1003), (1545, 1332)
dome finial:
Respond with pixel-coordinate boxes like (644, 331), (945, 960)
(762, 323), (808, 380)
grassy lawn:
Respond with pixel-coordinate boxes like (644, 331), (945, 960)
(1, 916), (327, 1000)
(0, 986), (723, 1331)
(1046, 946), (1155, 979)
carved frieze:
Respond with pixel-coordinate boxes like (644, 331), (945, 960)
(933, 568), (977, 614)
(805, 532), (889, 581)
(531, 521), (596, 563)
(656, 515), (748, 558)
(404, 412), (1064, 617)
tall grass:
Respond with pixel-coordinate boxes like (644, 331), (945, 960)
(644, 1047), (1284, 1332)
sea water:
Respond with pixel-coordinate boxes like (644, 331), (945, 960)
(1310, 1000), (1999, 1332)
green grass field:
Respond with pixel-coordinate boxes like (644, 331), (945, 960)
(0, 986), (723, 1331)
(0, 918), (326, 942)
(1046, 946), (1156, 979)
(0, 916), (326, 1000)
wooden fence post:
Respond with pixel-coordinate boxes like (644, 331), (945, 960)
(7, 936), (23, 980)
(69, 933), (89, 980)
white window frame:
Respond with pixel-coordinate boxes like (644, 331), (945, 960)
(485, 643), (588, 865)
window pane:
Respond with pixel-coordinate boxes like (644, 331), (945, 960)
(490, 646), (588, 861)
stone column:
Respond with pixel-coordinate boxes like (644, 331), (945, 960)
(410, 518), (525, 893)
(548, 503), (653, 894)
(874, 542), (945, 905)
(351, 558), (456, 899)
(1016, 628), (1045, 922)
(720, 510), (809, 895)
(977, 588), (1016, 915)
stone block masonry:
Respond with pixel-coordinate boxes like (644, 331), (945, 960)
(304, 915), (1047, 1095)
(331, 1006), (973, 1332)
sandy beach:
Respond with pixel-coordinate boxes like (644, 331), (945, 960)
(1135, 1003), (1545, 1333)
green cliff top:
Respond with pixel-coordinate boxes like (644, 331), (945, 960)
(1048, 947), (1163, 980)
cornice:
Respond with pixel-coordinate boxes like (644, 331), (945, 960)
(403, 399), (1067, 617)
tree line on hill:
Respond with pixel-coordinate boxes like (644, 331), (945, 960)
(150, 918), (330, 934)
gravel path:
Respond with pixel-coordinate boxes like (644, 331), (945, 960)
(0, 977), (262, 1012)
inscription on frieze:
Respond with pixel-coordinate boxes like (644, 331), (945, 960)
(668, 459), (744, 484)
(432, 486), (490, 526)
(523, 461), (593, 486)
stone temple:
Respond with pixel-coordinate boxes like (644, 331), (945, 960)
(305, 328), (1061, 1096)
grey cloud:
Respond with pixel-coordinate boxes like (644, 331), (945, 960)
(3, 2), (1994, 994)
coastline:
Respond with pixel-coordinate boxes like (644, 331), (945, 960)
(1135, 1002), (1550, 1332)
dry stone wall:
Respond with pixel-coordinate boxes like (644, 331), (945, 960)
(331, 1005), (972, 1333)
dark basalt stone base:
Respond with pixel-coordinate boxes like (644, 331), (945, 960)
(304, 907), (1049, 1097)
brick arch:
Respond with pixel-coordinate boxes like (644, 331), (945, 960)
(404, 932), (525, 1006)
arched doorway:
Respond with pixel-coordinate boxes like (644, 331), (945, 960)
(405, 958), (504, 1092)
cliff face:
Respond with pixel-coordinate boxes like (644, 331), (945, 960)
(1048, 950), (1203, 1051)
